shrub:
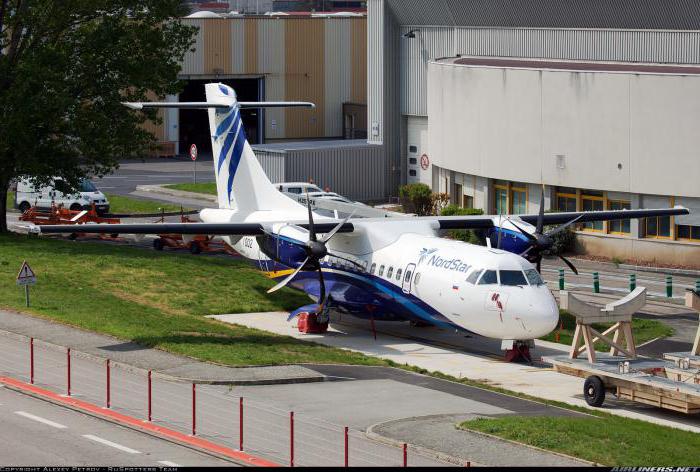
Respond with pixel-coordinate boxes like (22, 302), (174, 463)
(399, 183), (433, 216)
(440, 205), (486, 245)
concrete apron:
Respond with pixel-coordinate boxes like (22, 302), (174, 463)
(208, 311), (700, 434)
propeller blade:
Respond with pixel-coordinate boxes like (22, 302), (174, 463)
(267, 257), (309, 293)
(559, 255), (579, 275)
(536, 186), (545, 234)
(305, 188), (317, 242)
(519, 246), (533, 257)
(545, 214), (583, 237)
(329, 252), (365, 271)
(509, 220), (538, 243)
(497, 213), (503, 249)
(317, 266), (326, 307)
(321, 210), (356, 243)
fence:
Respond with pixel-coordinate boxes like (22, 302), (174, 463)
(0, 331), (452, 467)
(543, 267), (700, 301)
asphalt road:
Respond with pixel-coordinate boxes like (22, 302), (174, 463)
(0, 385), (235, 466)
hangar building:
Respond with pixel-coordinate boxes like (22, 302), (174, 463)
(367, 0), (700, 265)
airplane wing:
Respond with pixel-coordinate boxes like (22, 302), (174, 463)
(36, 221), (354, 235)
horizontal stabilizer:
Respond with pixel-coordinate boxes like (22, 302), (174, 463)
(239, 102), (315, 109)
(122, 101), (231, 110)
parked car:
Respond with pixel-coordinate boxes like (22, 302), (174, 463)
(15, 177), (110, 215)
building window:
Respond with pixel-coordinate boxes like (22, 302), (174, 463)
(463, 195), (474, 208)
(608, 200), (630, 234)
(646, 216), (672, 238)
(511, 186), (526, 215)
(581, 192), (604, 231)
(453, 183), (463, 206)
(556, 193), (577, 213)
(677, 225), (700, 241)
(409, 157), (417, 165)
(409, 145), (417, 153)
(495, 186), (508, 215)
(409, 169), (417, 177)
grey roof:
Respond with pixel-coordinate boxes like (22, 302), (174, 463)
(387, 0), (700, 30)
(252, 139), (373, 152)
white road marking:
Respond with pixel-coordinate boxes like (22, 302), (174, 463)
(157, 461), (181, 467)
(15, 411), (67, 429)
(82, 434), (141, 454)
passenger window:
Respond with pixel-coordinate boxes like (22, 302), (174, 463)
(478, 270), (498, 285)
(387, 267), (394, 278)
(414, 273), (421, 285)
(289, 187), (302, 194)
(500, 270), (527, 286)
(404, 271), (412, 282)
(379, 265), (385, 276)
(465, 269), (482, 284)
(370, 263), (376, 274)
(396, 268), (402, 281)
(525, 269), (545, 286)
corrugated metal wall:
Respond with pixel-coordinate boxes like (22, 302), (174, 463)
(254, 144), (386, 201)
(177, 17), (366, 141)
(399, 25), (700, 116)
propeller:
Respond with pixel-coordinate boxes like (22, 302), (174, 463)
(267, 191), (356, 312)
(507, 187), (581, 275)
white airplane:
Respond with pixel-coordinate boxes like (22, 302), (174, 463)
(39, 83), (689, 360)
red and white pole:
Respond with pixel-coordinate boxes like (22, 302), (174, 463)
(290, 411), (295, 467)
(147, 370), (152, 421)
(29, 338), (34, 384)
(106, 359), (111, 408)
(66, 348), (71, 396)
(403, 443), (407, 467)
(239, 396), (244, 451)
(191, 383), (196, 436)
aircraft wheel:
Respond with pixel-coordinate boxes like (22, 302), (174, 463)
(584, 376), (606, 407)
(153, 238), (165, 251)
(18, 202), (30, 213)
(70, 203), (82, 211)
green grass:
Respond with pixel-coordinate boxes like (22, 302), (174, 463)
(0, 233), (385, 366)
(105, 194), (190, 214)
(459, 415), (700, 466)
(164, 182), (217, 195)
(540, 310), (673, 350)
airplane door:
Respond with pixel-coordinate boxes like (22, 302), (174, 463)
(402, 263), (416, 294)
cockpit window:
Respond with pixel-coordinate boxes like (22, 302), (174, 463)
(478, 270), (498, 285)
(525, 269), (545, 286)
(500, 270), (527, 286)
(465, 269), (482, 284)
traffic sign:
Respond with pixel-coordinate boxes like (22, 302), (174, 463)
(190, 144), (198, 161)
(420, 154), (430, 170)
(16, 260), (36, 286)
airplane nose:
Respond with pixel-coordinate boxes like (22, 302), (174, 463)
(527, 293), (560, 338)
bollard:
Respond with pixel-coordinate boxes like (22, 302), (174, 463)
(147, 370), (152, 421)
(66, 348), (71, 396)
(29, 338), (34, 385)
(666, 275), (673, 298)
(344, 426), (349, 467)
(106, 359), (111, 409)
(192, 383), (196, 436)
(558, 268), (565, 290)
(239, 397), (244, 451)
(403, 443), (407, 467)
(290, 411), (295, 467)
(593, 272), (600, 293)
(696, 279), (700, 293)
(629, 273), (636, 292)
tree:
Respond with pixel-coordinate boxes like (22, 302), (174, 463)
(440, 204), (486, 245)
(0, 0), (197, 231)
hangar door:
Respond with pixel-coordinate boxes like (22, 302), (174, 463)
(178, 78), (263, 158)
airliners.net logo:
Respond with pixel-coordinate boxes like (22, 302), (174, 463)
(611, 468), (699, 472)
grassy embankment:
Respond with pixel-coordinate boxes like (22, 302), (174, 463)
(165, 182), (217, 195)
(541, 309), (672, 350)
(0, 233), (383, 366)
(7, 191), (189, 214)
(459, 415), (700, 466)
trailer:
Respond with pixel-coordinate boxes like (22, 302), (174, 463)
(542, 288), (700, 414)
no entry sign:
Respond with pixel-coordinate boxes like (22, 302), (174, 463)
(189, 144), (198, 161)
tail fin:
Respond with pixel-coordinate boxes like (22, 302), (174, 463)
(124, 83), (314, 212)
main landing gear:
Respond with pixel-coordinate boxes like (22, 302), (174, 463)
(503, 340), (533, 363)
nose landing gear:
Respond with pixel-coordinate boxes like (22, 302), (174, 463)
(503, 340), (533, 363)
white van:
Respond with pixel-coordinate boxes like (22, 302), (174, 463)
(15, 177), (110, 215)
